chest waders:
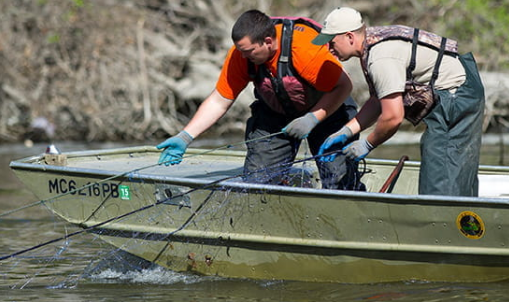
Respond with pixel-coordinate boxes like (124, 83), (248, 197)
(243, 18), (364, 191)
(362, 25), (484, 196)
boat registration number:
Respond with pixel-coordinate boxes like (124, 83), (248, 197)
(48, 178), (122, 199)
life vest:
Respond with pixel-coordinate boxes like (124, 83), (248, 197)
(360, 25), (459, 124)
(248, 17), (325, 117)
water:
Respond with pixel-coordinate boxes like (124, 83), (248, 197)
(1, 138), (509, 301)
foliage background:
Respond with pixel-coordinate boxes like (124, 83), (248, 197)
(0, 0), (508, 143)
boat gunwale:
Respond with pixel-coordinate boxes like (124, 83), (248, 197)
(10, 145), (509, 172)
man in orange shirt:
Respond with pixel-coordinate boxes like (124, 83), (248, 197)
(157, 9), (362, 190)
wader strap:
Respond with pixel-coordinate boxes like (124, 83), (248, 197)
(406, 28), (419, 80)
(271, 19), (299, 117)
(278, 19), (293, 78)
(429, 37), (447, 88)
(406, 29), (447, 89)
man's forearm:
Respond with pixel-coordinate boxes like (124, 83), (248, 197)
(183, 89), (234, 138)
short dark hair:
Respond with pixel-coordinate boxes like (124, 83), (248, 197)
(231, 10), (275, 44)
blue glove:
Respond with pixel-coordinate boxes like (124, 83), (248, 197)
(342, 139), (375, 162)
(156, 131), (194, 166)
(282, 112), (319, 139)
(317, 127), (353, 162)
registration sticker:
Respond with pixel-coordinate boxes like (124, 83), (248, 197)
(119, 185), (131, 200)
(456, 211), (485, 239)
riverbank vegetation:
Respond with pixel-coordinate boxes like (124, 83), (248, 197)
(1, 0), (508, 143)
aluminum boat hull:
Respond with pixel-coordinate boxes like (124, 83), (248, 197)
(9, 146), (509, 283)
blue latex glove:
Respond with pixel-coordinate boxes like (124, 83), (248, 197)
(156, 131), (194, 166)
(282, 112), (319, 139)
(342, 138), (375, 162)
(317, 127), (353, 162)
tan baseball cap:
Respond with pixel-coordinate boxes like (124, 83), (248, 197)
(312, 7), (364, 45)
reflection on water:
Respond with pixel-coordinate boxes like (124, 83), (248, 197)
(1, 140), (509, 301)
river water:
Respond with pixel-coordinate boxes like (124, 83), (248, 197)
(1, 137), (509, 302)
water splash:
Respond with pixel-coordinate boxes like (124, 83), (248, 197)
(88, 266), (206, 285)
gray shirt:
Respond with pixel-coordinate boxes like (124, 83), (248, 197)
(367, 40), (466, 99)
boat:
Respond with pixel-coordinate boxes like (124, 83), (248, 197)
(8, 145), (509, 283)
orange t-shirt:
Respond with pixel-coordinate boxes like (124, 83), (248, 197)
(216, 22), (344, 101)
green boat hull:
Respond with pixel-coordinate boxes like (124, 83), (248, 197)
(10, 146), (509, 283)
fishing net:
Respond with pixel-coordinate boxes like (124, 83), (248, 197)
(1, 143), (368, 289)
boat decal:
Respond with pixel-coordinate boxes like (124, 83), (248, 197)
(456, 211), (485, 239)
(119, 185), (131, 200)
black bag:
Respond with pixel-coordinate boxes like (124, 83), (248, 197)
(403, 81), (438, 126)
